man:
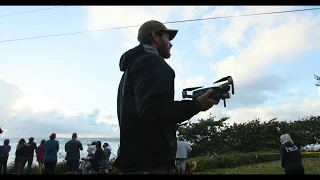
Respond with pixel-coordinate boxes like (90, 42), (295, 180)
(114, 20), (219, 174)
(65, 133), (83, 174)
(175, 136), (192, 174)
(103, 143), (112, 173)
(83, 141), (108, 174)
(21, 137), (37, 174)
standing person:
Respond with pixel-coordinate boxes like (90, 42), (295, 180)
(114, 20), (219, 174)
(175, 136), (192, 174)
(21, 137), (37, 174)
(280, 134), (305, 175)
(0, 139), (11, 174)
(65, 133), (83, 174)
(36, 140), (46, 174)
(103, 143), (111, 173)
(13, 138), (26, 174)
(43, 133), (59, 174)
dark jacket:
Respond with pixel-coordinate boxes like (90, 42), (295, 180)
(280, 142), (304, 171)
(0, 145), (11, 158)
(16, 145), (27, 158)
(90, 147), (107, 168)
(24, 142), (37, 157)
(114, 44), (201, 172)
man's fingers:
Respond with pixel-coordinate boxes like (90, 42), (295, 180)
(204, 89), (213, 97)
(208, 99), (219, 105)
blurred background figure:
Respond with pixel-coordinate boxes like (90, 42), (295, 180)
(103, 143), (112, 173)
(44, 133), (59, 174)
(65, 133), (83, 174)
(175, 136), (192, 174)
(280, 134), (305, 175)
(36, 140), (46, 174)
(14, 138), (26, 174)
(21, 137), (37, 174)
(0, 139), (11, 174)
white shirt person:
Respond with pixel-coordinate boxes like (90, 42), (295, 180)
(175, 136), (192, 174)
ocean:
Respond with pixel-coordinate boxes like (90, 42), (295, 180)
(0, 138), (120, 166)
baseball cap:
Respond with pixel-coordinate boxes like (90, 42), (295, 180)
(138, 20), (178, 42)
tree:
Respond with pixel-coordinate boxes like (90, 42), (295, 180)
(315, 74), (320, 86)
(178, 115), (320, 157)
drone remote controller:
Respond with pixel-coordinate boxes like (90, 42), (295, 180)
(182, 76), (234, 107)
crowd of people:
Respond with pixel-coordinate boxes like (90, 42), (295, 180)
(0, 132), (112, 175)
(0, 128), (306, 175)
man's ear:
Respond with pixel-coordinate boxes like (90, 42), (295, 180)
(151, 31), (159, 42)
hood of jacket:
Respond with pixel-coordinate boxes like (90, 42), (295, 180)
(119, 44), (159, 71)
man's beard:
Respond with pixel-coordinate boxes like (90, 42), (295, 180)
(159, 48), (171, 59)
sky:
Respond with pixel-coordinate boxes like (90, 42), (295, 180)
(0, 6), (319, 138)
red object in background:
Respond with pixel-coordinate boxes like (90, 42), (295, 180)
(108, 167), (113, 173)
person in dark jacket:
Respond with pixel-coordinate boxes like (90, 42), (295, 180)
(280, 134), (304, 174)
(83, 141), (107, 174)
(21, 137), (37, 174)
(0, 139), (11, 174)
(90, 141), (107, 170)
(114, 20), (219, 174)
(65, 133), (83, 174)
(14, 138), (27, 174)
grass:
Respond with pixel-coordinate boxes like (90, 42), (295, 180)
(195, 158), (320, 174)
(5, 155), (320, 174)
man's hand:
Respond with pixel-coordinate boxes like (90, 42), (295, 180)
(195, 89), (219, 111)
(0, 128), (3, 134)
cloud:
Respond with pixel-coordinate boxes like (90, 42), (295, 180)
(181, 6), (210, 20)
(0, 76), (25, 118)
(85, 6), (210, 49)
(185, 6), (320, 124)
(166, 48), (194, 74)
(0, 77), (119, 138)
(191, 93), (320, 125)
(193, 6), (320, 107)
(208, 11), (319, 83)
(175, 76), (205, 90)
(85, 6), (178, 47)
(195, 6), (298, 55)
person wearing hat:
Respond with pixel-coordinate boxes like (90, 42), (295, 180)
(114, 20), (219, 174)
